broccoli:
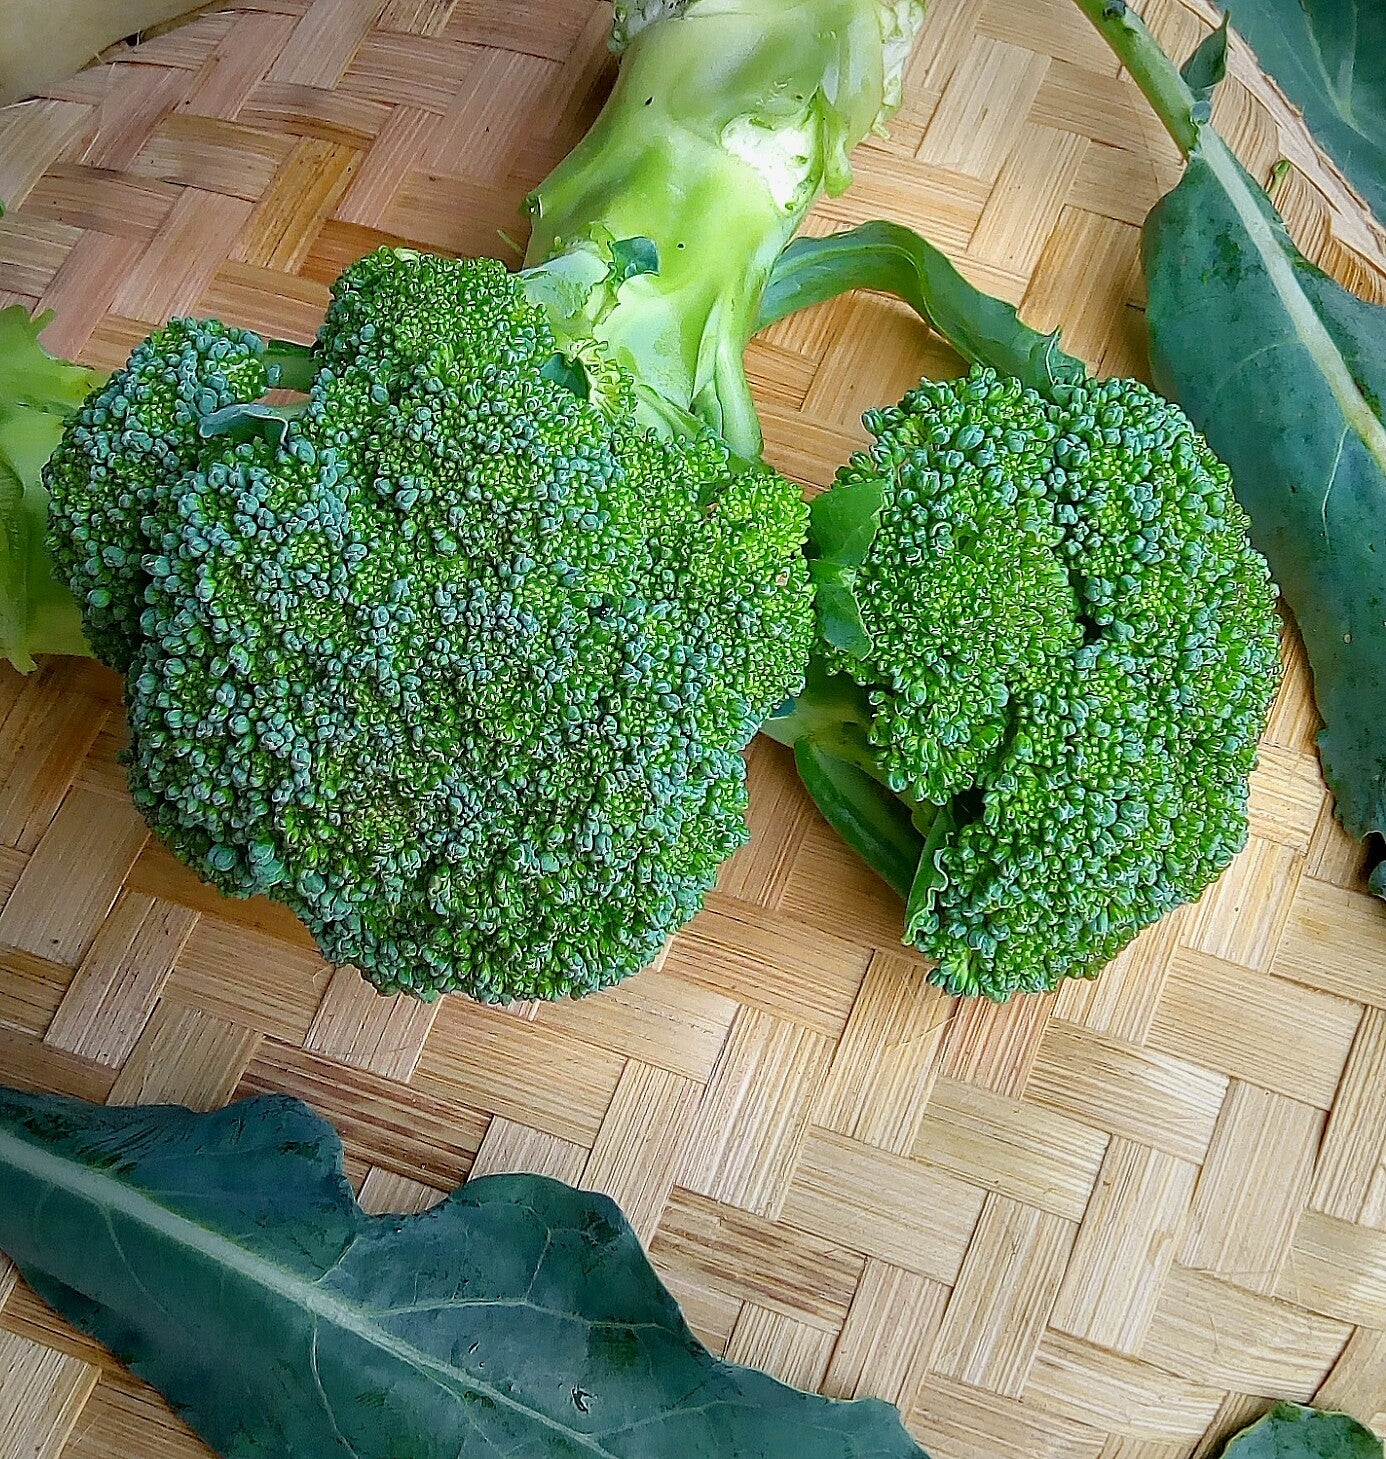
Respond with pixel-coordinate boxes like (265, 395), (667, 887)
(8, 0), (925, 1002)
(761, 224), (1282, 1000)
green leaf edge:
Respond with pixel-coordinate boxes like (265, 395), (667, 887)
(0, 1083), (929, 1459)
(1222, 1403), (1384, 1459)
(759, 219), (1087, 394)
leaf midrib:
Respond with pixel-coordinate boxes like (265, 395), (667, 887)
(1201, 133), (1386, 482)
(0, 1125), (621, 1459)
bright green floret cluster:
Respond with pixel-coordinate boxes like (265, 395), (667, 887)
(770, 365), (1281, 999)
(13, 0), (925, 1004)
(44, 249), (812, 1000)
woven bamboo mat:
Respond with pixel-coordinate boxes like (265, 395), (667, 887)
(1, 2), (1385, 1456)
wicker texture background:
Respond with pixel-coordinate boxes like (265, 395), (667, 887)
(1, 1), (1385, 1456)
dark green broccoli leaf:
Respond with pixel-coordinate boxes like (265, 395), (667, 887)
(1213, 0), (1386, 221)
(1221, 1405), (1383, 1459)
(1145, 139), (1386, 892)
(0, 1083), (929, 1459)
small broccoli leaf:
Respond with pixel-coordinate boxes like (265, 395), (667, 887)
(1144, 128), (1386, 893)
(197, 401), (302, 449)
(806, 476), (884, 655)
(791, 739), (922, 898)
(541, 351), (591, 400)
(262, 339), (318, 393)
(0, 307), (99, 671)
(608, 236), (660, 286)
(810, 561), (873, 656)
(809, 476), (885, 567)
(0, 1084), (929, 1459)
(759, 220), (1087, 394)
(0, 308), (99, 415)
(1212, 0), (1386, 222)
(1221, 1405), (1383, 1459)
(903, 800), (955, 941)
(1181, 16), (1227, 119)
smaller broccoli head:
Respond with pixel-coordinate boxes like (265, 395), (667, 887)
(45, 248), (812, 1003)
(773, 365), (1281, 1000)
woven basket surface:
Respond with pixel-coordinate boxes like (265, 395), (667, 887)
(1, 2), (1385, 1456)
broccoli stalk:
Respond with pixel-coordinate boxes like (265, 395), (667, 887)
(528, 0), (925, 455)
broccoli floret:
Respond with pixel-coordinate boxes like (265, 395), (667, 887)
(830, 374), (1078, 805)
(769, 365), (1281, 999)
(48, 251), (810, 1002)
(42, 321), (296, 669)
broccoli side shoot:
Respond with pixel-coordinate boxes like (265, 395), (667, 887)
(769, 366), (1281, 1000)
(45, 250), (812, 1002)
(43, 320), (297, 670)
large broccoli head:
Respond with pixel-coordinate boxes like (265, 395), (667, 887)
(770, 365), (1281, 1000)
(44, 248), (812, 1001)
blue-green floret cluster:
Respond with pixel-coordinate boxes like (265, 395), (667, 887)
(44, 249), (812, 1001)
(796, 365), (1281, 999)
(43, 322), (273, 670)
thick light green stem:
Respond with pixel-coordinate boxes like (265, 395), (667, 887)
(526, 0), (923, 455)
(1070, 0), (1199, 156)
(759, 219), (1088, 394)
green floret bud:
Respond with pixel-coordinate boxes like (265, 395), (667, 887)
(826, 372), (1081, 805)
(73, 249), (810, 1003)
(43, 319), (273, 670)
(771, 364), (1281, 1000)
